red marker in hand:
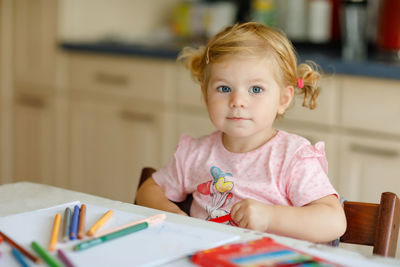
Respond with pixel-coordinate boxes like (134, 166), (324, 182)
(208, 214), (238, 226)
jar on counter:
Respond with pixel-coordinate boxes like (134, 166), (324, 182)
(308, 0), (333, 43)
(284, 0), (308, 42)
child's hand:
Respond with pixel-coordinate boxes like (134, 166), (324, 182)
(230, 199), (273, 232)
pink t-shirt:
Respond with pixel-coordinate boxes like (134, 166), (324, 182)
(153, 130), (337, 221)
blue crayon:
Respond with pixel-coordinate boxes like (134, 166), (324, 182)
(12, 248), (30, 267)
(70, 205), (79, 240)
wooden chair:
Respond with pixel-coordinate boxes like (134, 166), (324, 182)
(340, 192), (400, 257)
(135, 167), (400, 257)
(135, 167), (193, 214)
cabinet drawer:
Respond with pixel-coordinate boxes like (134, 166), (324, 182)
(69, 54), (175, 103)
(341, 76), (400, 135)
(283, 76), (339, 126)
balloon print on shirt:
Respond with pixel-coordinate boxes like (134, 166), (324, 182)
(197, 166), (235, 225)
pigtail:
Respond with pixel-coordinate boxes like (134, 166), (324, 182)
(177, 46), (206, 84)
(296, 60), (322, 110)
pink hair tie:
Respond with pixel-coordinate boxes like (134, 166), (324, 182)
(297, 78), (304, 89)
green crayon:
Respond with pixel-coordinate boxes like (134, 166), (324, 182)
(74, 222), (148, 251)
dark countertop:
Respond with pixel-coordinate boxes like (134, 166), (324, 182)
(61, 41), (400, 80)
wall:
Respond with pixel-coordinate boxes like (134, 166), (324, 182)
(58, 0), (180, 42)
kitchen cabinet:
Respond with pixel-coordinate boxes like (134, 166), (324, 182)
(11, 0), (69, 188)
(68, 54), (177, 202)
(340, 76), (400, 135)
(176, 65), (215, 139)
(0, 0), (14, 184)
(338, 135), (400, 203)
(13, 0), (58, 90)
(338, 76), (400, 202)
(13, 91), (56, 185)
(69, 98), (162, 202)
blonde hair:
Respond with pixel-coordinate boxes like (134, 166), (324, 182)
(178, 22), (321, 110)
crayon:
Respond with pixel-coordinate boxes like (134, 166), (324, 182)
(70, 205), (79, 240)
(95, 213), (166, 237)
(87, 210), (113, 236)
(0, 231), (42, 264)
(49, 213), (61, 251)
(77, 204), (86, 239)
(62, 207), (72, 242)
(31, 241), (62, 267)
(57, 249), (75, 267)
(12, 248), (30, 267)
(75, 222), (148, 251)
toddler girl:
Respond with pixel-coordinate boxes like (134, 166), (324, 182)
(136, 22), (346, 243)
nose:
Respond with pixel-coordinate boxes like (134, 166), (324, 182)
(229, 91), (248, 108)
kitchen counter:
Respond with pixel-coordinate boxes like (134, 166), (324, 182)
(61, 41), (400, 80)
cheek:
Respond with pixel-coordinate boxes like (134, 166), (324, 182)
(253, 99), (280, 119)
(207, 99), (226, 122)
(207, 102), (221, 118)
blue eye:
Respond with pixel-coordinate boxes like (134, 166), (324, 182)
(250, 86), (263, 94)
(217, 86), (231, 93)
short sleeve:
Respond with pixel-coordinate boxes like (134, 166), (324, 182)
(284, 142), (338, 207)
(152, 134), (192, 202)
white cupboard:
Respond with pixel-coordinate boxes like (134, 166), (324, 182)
(68, 54), (177, 202)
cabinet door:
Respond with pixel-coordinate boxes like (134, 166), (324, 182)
(70, 99), (162, 203)
(340, 76), (400, 135)
(13, 0), (58, 88)
(13, 93), (56, 185)
(338, 135), (400, 203)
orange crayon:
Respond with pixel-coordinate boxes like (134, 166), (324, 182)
(78, 204), (86, 239)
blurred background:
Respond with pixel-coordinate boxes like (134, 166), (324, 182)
(1, 0), (400, 257)
(0, 0), (400, 238)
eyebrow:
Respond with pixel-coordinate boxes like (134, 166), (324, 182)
(248, 78), (268, 83)
(208, 78), (230, 84)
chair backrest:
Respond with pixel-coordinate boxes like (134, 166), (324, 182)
(340, 192), (400, 257)
(135, 167), (193, 214)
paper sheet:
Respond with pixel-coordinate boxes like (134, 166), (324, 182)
(0, 201), (239, 266)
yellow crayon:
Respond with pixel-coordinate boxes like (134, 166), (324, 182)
(49, 213), (61, 251)
(87, 210), (113, 236)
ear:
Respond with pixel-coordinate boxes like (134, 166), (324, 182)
(277, 86), (294, 115)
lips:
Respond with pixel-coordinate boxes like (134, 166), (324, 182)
(227, 117), (250, 121)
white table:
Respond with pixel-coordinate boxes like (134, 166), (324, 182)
(1, 182), (399, 266)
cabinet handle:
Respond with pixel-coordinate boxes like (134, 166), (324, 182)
(94, 72), (129, 86)
(349, 144), (398, 158)
(17, 95), (46, 108)
(119, 110), (154, 123)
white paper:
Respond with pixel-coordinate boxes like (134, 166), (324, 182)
(0, 201), (239, 266)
